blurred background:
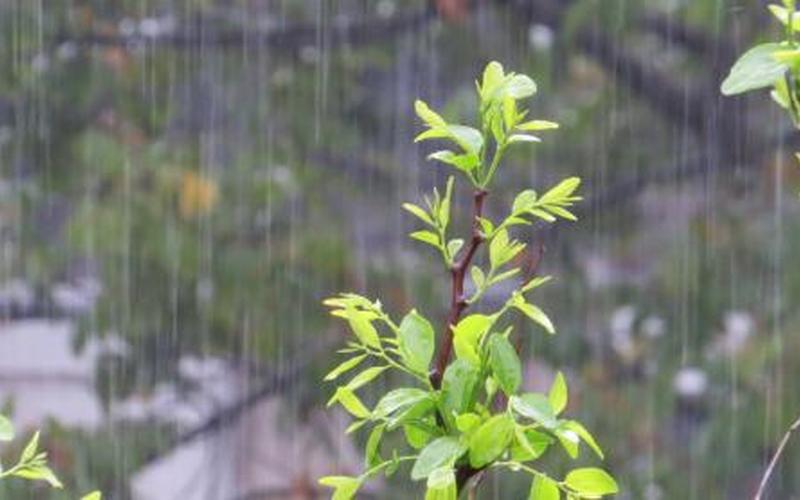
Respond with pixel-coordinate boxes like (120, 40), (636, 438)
(0, 0), (798, 498)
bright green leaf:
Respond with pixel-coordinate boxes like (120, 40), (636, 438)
(505, 74), (538, 99)
(515, 301), (555, 334)
(564, 468), (619, 497)
(365, 423), (386, 467)
(563, 420), (604, 459)
(398, 310), (436, 374)
(489, 334), (522, 396)
(468, 414), (515, 467)
(410, 230), (441, 247)
(425, 468), (457, 500)
(549, 372), (568, 415)
(442, 359), (480, 419)
(403, 203), (435, 226)
(721, 43), (788, 96)
(346, 310), (382, 349)
(455, 412), (482, 433)
(319, 476), (362, 500)
(329, 387), (371, 418)
(346, 366), (389, 391)
(415, 100), (447, 127)
(530, 475), (560, 500)
(324, 354), (368, 382)
(517, 120), (559, 131)
(512, 190), (538, 214)
(374, 388), (431, 418)
(507, 133), (541, 144)
(511, 394), (557, 429)
(411, 437), (466, 480)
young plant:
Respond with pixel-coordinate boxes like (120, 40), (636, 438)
(0, 413), (63, 488)
(319, 61), (617, 499)
(0, 414), (102, 499)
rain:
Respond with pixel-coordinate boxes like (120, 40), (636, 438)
(0, 0), (798, 498)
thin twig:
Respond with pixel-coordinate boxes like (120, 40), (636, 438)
(754, 415), (800, 500)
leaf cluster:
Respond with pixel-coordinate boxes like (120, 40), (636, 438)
(320, 62), (617, 499)
(0, 414), (102, 499)
(722, 1), (800, 128)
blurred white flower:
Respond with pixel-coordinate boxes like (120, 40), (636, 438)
(641, 315), (666, 339)
(672, 367), (708, 399)
(528, 24), (554, 51)
(610, 305), (637, 359)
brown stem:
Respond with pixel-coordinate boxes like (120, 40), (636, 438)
(754, 414), (800, 500)
(430, 188), (487, 389)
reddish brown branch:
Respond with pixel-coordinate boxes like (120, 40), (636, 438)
(431, 189), (487, 389)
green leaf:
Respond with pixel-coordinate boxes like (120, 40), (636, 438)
(489, 229), (510, 269)
(346, 309), (382, 349)
(455, 412), (482, 433)
(468, 414), (515, 467)
(404, 421), (434, 449)
(365, 423), (386, 467)
(447, 239), (464, 259)
(563, 420), (604, 459)
(388, 398), (436, 430)
(346, 366), (389, 391)
(480, 61), (506, 102)
(446, 125), (484, 155)
(12, 464), (63, 489)
(411, 437), (466, 480)
(345, 420), (367, 434)
(522, 275), (552, 293)
(507, 134), (541, 144)
(398, 310), (435, 374)
(329, 387), (371, 418)
(564, 468), (619, 497)
(452, 314), (493, 365)
(539, 177), (581, 205)
(530, 475), (560, 500)
(489, 335), (522, 396)
(470, 266), (486, 289)
(403, 203), (435, 226)
(374, 388), (431, 417)
(515, 301), (555, 334)
(768, 4), (800, 29)
(411, 230), (441, 247)
(425, 468), (457, 500)
(442, 359), (480, 419)
(556, 427), (580, 458)
(517, 120), (559, 131)
(511, 428), (553, 461)
(427, 150), (478, 173)
(548, 372), (568, 415)
(415, 100), (447, 127)
(478, 217), (495, 236)
(20, 431), (40, 463)
(81, 492), (103, 500)
(511, 394), (557, 429)
(0, 414), (14, 442)
(512, 190), (538, 214)
(489, 268), (520, 286)
(721, 43), (788, 96)
(324, 354), (368, 382)
(505, 74), (538, 99)
(319, 476), (362, 500)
